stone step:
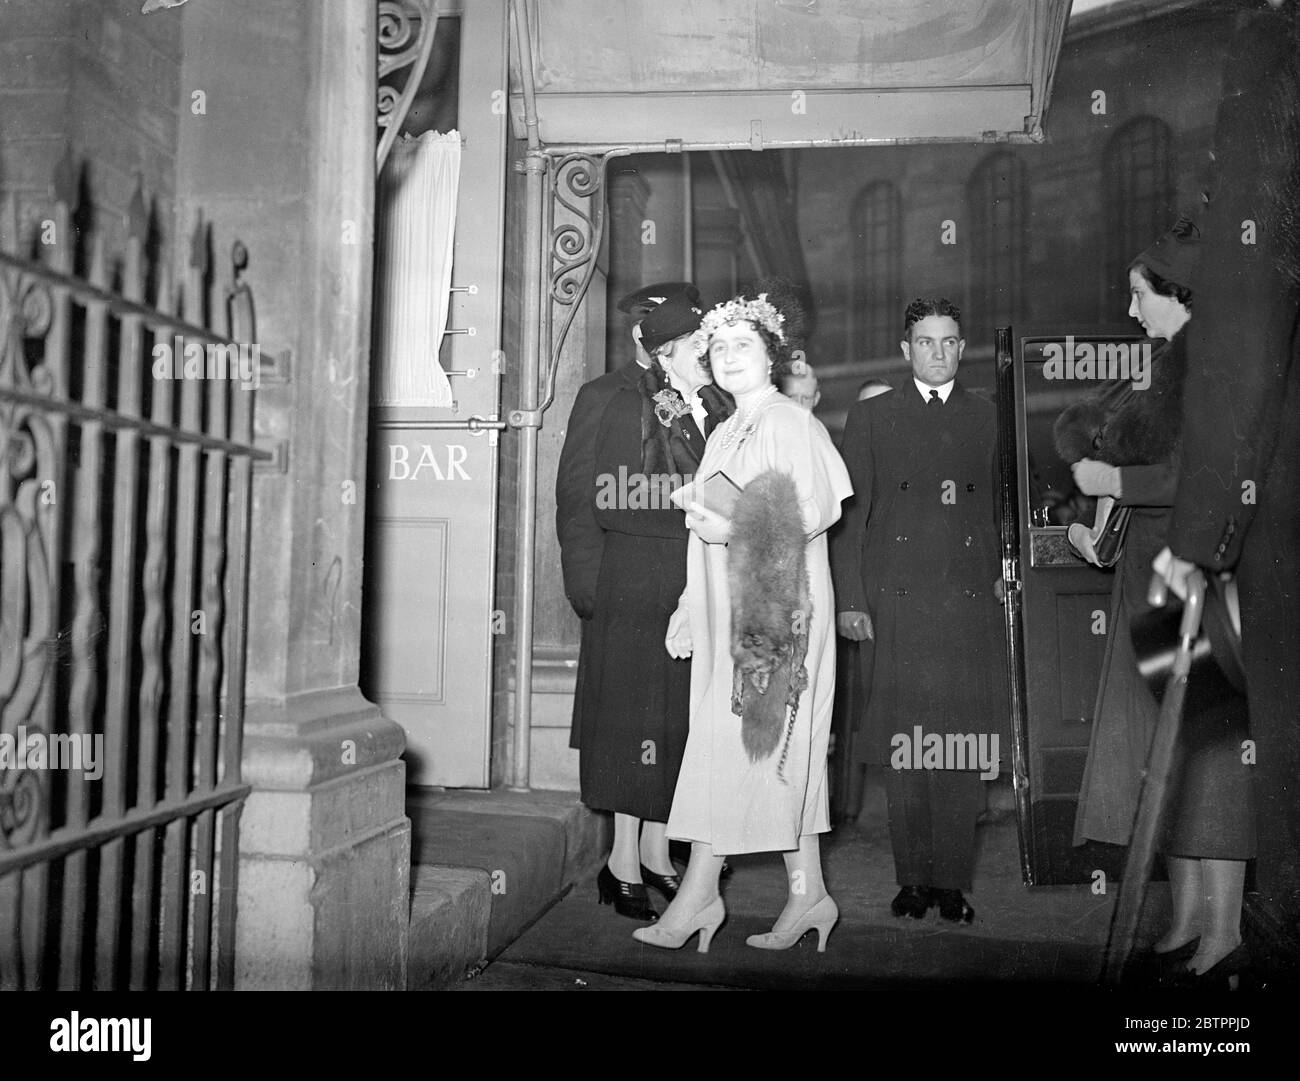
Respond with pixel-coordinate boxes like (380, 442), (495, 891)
(407, 865), (491, 991)
(405, 788), (610, 989)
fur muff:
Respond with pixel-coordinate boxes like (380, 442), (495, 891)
(1052, 333), (1188, 468)
(727, 469), (811, 768)
(1053, 399), (1110, 465)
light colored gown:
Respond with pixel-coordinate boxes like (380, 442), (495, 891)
(666, 395), (852, 855)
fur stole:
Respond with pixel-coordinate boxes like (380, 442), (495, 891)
(727, 470), (810, 777)
(1052, 331), (1188, 467)
(638, 368), (689, 476)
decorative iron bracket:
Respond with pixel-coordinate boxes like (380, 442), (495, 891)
(376, 0), (439, 174)
(539, 150), (619, 415)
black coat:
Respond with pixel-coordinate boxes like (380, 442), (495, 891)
(831, 380), (1009, 766)
(554, 367), (723, 818)
(1167, 11), (1300, 910)
(1065, 332), (1253, 856)
(556, 361), (642, 620)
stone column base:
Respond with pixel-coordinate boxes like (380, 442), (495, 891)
(235, 685), (410, 990)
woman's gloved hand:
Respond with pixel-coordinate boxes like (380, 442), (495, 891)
(1072, 458), (1123, 498)
(1068, 522), (1103, 567)
(665, 601), (693, 659)
(684, 501), (732, 544)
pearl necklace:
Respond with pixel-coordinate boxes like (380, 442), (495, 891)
(718, 384), (779, 451)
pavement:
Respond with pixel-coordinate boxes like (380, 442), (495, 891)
(458, 771), (1173, 991)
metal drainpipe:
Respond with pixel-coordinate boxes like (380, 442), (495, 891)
(508, 0), (543, 791)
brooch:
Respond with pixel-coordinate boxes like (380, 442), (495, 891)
(652, 388), (689, 428)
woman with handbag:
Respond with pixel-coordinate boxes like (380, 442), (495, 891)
(1057, 219), (1255, 984)
(631, 281), (853, 954)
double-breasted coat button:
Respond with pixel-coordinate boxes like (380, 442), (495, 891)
(900, 481), (909, 490)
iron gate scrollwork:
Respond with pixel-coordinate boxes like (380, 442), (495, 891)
(0, 167), (268, 990)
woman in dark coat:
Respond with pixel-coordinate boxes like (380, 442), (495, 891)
(569, 289), (731, 919)
(1060, 220), (1254, 982)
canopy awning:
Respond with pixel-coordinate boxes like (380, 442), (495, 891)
(509, 0), (1072, 148)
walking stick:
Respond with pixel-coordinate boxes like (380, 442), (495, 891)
(1101, 568), (1207, 986)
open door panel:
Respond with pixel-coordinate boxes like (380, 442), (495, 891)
(998, 327), (1151, 885)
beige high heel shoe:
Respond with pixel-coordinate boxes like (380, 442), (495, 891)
(631, 897), (726, 953)
(745, 895), (838, 952)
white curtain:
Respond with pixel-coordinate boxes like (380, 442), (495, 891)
(373, 130), (462, 406)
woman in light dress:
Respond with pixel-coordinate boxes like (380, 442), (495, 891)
(632, 285), (853, 954)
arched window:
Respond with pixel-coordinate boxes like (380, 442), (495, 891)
(850, 181), (902, 361)
(966, 151), (1027, 345)
(1104, 117), (1175, 296)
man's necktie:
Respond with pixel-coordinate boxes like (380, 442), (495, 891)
(928, 389), (942, 407)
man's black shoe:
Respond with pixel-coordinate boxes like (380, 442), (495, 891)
(890, 885), (932, 918)
(934, 889), (975, 923)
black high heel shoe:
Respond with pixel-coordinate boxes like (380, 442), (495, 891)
(1126, 936), (1200, 985)
(597, 865), (658, 921)
(640, 864), (681, 902)
(1149, 937), (1200, 967)
(1163, 943), (1251, 991)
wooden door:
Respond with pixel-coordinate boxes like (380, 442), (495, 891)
(360, 1), (509, 788)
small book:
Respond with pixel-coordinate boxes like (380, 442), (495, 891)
(671, 469), (743, 518)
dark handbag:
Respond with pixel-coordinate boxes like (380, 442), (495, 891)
(1091, 496), (1132, 568)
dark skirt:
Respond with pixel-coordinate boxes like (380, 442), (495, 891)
(1164, 687), (1256, 860)
(570, 530), (690, 820)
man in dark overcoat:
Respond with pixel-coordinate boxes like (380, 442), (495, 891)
(832, 297), (1008, 922)
(1156, 2), (1300, 948)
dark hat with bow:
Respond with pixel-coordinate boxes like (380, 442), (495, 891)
(1130, 214), (1200, 289)
(637, 288), (705, 354)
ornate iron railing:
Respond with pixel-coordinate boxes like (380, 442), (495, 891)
(0, 165), (268, 989)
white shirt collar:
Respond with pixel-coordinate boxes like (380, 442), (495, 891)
(689, 388), (708, 427)
(914, 376), (955, 404)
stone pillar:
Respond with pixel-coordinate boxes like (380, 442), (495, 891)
(694, 205), (743, 307)
(172, 0), (409, 989)
(637, 154), (689, 285)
